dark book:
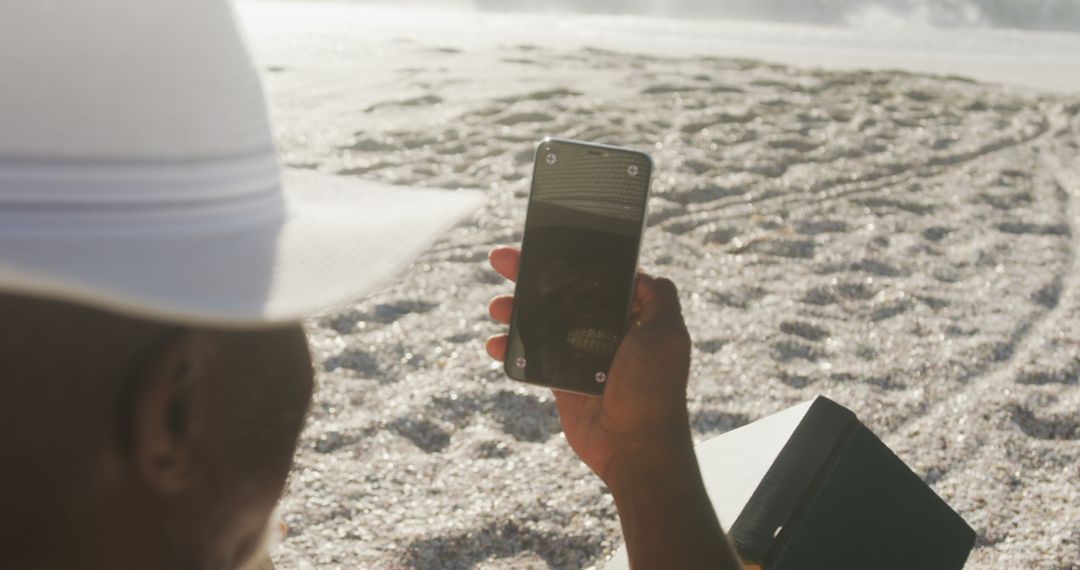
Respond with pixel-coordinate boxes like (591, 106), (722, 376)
(605, 396), (976, 570)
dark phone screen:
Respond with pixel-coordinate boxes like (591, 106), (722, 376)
(506, 141), (651, 395)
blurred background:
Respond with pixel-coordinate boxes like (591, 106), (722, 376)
(301, 0), (1080, 31)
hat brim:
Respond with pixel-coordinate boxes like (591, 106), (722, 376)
(0, 169), (485, 326)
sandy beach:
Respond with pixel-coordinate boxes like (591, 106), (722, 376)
(239, 2), (1080, 568)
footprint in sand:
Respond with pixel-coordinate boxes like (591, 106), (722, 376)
(749, 238), (816, 260)
(1031, 277), (1064, 309)
(780, 320), (830, 342)
(312, 429), (365, 454)
(772, 339), (820, 362)
(321, 348), (380, 375)
(997, 221), (1071, 236)
(472, 440), (512, 459)
(852, 258), (906, 277)
(801, 286), (840, 306)
(321, 299), (440, 332)
(496, 112), (556, 126)
(365, 94), (444, 113)
(404, 522), (602, 570)
(856, 197), (937, 216)
(1008, 405), (1080, 441)
(496, 88), (582, 104)
(488, 391), (561, 443)
(388, 417), (452, 452)
(1015, 357), (1080, 385)
(710, 285), (766, 309)
(922, 226), (954, 241)
(777, 373), (815, 388)
(640, 83), (701, 95)
(425, 46), (462, 55)
(501, 57), (543, 66)
(796, 219), (849, 235)
(869, 299), (913, 322)
(696, 338), (727, 353)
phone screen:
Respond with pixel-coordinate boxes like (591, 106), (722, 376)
(505, 139), (652, 396)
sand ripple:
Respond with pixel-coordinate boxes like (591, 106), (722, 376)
(260, 39), (1080, 570)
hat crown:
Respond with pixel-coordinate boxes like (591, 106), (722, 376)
(0, 1), (487, 327)
(0, 0), (279, 209)
(0, 0), (273, 161)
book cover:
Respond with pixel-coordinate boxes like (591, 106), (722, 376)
(606, 397), (976, 569)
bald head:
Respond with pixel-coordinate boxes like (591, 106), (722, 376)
(0, 294), (314, 570)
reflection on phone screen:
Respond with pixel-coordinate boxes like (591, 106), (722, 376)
(508, 142), (650, 394)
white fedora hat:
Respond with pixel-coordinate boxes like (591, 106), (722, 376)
(0, 0), (484, 326)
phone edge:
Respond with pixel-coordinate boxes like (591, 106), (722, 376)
(503, 137), (654, 397)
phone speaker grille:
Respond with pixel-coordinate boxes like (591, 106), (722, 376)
(532, 147), (649, 223)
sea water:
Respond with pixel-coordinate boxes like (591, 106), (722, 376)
(286, 0), (1080, 32)
(242, 1), (1080, 93)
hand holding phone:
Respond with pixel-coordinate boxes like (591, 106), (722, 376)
(486, 247), (693, 484)
(485, 140), (740, 569)
(487, 249), (741, 570)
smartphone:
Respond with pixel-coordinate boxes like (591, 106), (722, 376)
(504, 138), (653, 396)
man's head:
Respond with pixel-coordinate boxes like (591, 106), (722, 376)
(0, 2), (483, 568)
(0, 294), (314, 570)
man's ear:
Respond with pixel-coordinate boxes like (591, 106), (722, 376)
(128, 331), (211, 494)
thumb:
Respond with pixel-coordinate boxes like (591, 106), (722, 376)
(634, 274), (685, 329)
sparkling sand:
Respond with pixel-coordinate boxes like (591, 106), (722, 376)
(241, 3), (1080, 568)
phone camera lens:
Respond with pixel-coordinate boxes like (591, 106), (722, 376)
(595, 372), (607, 383)
(545, 153), (557, 165)
(516, 357), (527, 369)
(627, 164), (639, 176)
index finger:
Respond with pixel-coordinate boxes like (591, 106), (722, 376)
(489, 246), (520, 283)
